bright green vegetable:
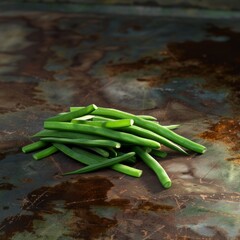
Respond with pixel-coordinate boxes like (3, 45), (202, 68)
(71, 120), (104, 127)
(41, 137), (121, 148)
(44, 122), (161, 149)
(33, 129), (105, 140)
(163, 125), (180, 130)
(151, 149), (167, 158)
(22, 141), (48, 153)
(137, 115), (157, 121)
(63, 152), (136, 175)
(72, 119), (134, 129)
(133, 146), (171, 188)
(53, 144), (142, 177)
(46, 104), (97, 122)
(84, 147), (109, 158)
(22, 104), (207, 189)
(72, 115), (94, 120)
(33, 145), (58, 160)
(71, 107), (157, 121)
(92, 116), (117, 122)
(107, 147), (118, 157)
(118, 125), (187, 154)
(104, 119), (134, 128)
(71, 107), (205, 153)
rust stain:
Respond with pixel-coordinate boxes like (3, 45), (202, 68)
(226, 155), (240, 164)
(106, 56), (162, 77)
(0, 175), (179, 239)
(106, 25), (240, 108)
(0, 14), (111, 112)
(0, 177), (116, 240)
(166, 25), (240, 100)
(0, 183), (16, 191)
(137, 200), (175, 211)
(199, 117), (240, 152)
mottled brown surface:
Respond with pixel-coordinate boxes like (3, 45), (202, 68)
(106, 25), (240, 112)
(0, 183), (16, 191)
(0, 7), (239, 240)
(200, 117), (240, 152)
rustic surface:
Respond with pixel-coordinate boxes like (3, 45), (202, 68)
(0, 5), (239, 240)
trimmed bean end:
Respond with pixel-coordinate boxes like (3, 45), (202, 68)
(163, 181), (172, 189)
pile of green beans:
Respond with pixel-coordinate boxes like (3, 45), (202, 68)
(22, 104), (206, 189)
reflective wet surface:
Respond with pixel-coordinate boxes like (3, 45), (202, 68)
(0, 5), (239, 240)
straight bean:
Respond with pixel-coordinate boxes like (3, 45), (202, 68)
(41, 137), (121, 148)
(104, 119), (134, 128)
(137, 115), (157, 121)
(84, 147), (109, 158)
(33, 129), (107, 140)
(163, 125), (180, 130)
(22, 141), (48, 153)
(118, 125), (187, 154)
(151, 149), (167, 158)
(63, 152), (136, 175)
(33, 145), (58, 160)
(74, 147), (139, 170)
(73, 119), (134, 129)
(44, 122), (161, 149)
(46, 104), (97, 122)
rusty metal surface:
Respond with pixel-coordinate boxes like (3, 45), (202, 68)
(0, 5), (239, 240)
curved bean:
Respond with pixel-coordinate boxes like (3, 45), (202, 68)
(133, 146), (171, 189)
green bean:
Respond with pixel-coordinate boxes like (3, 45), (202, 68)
(33, 145), (58, 160)
(72, 119), (134, 129)
(92, 116), (115, 122)
(74, 147), (138, 169)
(54, 144), (142, 177)
(72, 115), (95, 120)
(70, 107), (157, 121)
(22, 141), (48, 153)
(46, 104), (97, 122)
(44, 122), (161, 149)
(57, 112), (68, 115)
(151, 149), (167, 158)
(84, 147), (109, 157)
(71, 119), (103, 125)
(115, 151), (137, 164)
(104, 119), (134, 128)
(71, 107), (205, 153)
(107, 147), (118, 157)
(54, 143), (98, 165)
(163, 125), (180, 130)
(137, 115), (157, 121)
(133, 146), (171, 189)
(41, 137), (121, 148)
(63, 152), (136, 175)
(33, 129), (107, 140)
(118, 125), (187, 154)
